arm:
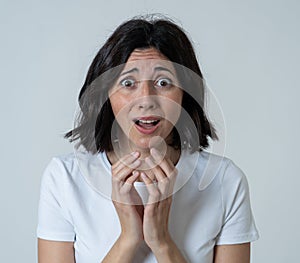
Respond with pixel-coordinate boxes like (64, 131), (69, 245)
(214, 243), (250, 263)
(102, 235), (139, 263)
(214, 161), (258, 263)
(152, 237), (188, 263)
(38, 238), (75, 263)
(37, 159), (77, 263)
(102, 152), (145, 262)
(141, 150), (188, 263)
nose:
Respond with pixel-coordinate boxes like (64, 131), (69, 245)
(136, 81), (158, 110)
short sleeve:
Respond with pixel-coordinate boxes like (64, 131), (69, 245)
(37, 158), (75, 241)
(215, 160), (259, 245)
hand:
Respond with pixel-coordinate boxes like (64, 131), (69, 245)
(141, 148), (178, 252)
(111, 151), (144, 247)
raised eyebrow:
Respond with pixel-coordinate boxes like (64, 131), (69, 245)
(120, 68), (138, 76)
(154, 66), (175, 77)
(120, 67), (175, 77)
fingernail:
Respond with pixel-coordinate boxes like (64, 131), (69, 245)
(141, 172), (147, 178)
(132, 170), (139, 176)
(133, 159), (141, 166)
(150, 148), (159, 156)
(131, 151), (139, 158)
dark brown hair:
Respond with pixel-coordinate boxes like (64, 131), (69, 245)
(65, 16), (218, 153)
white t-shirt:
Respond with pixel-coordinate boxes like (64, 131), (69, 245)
(37, 149), (259, 262)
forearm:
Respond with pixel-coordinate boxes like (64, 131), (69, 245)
(102, 235), (139, 263)
(152, 238), (188, 263)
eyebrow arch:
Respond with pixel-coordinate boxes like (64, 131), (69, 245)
(120, 68), (138, 76)
(154, 66), (175, 76)
(120, 66), (175, 76)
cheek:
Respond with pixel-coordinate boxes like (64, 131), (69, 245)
(110, 100), (120, 117)
(165, 105), (181, 125)
(110, 94), (125, 116)
(159, 105), (180, 131)
(163, 92), (183, 123)
(109, 96), (131, 126)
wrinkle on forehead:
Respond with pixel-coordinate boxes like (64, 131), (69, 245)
(127, 47), (168, 62)
(123, 48), (176, 78)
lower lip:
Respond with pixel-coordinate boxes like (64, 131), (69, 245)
(134, 122), (160, 135)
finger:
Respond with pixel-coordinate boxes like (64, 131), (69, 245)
(166, 168), (178, 196)
(121, 170), (140, 193)
(145, 156), (166, 182)
(113, 151), (140, 174)
(144, 157), (169, 196)
(112, 171), (141, 205)
(113, 159), (141, 183)
(143, 169), (156, 181)
(150, 148), (174, 177)
(112, 152), (141, 181)
(148, 149), (178, 197)
(141, 172), (160, 204)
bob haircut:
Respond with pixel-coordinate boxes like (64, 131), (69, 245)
(65, 15), (218, 154)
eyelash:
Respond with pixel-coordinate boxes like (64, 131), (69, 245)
(119, 77), (173, 89)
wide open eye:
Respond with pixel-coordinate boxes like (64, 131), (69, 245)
(120, 78), (136, 88)
(155, 78), (173, 88)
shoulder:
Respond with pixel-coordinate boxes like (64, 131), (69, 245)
(51, 152), (77, 170)
(189, 150), (232, 190)
(221, 159), (250, 199)
(41, 152), (78, 186)
(45, 150), (101, 174)
(197, 151), (251, 204)
(41, 151), (108, 187)
(44, 153), (76, 177)
(184, 150), (247, 191)
(40, 151), (99, 199)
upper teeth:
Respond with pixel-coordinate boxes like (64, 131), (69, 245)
(138, 119), (158, 124)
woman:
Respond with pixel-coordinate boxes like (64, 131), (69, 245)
(37, 16), (259, 263)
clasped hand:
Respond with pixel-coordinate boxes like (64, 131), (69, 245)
(111, 148), (178, 252)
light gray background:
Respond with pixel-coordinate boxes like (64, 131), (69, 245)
(1, 0), (299, 262)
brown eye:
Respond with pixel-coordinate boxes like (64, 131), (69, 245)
(156, 78), (172, 88)
(120, 78), (135, 88)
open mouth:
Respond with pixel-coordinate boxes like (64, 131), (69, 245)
(133, 117), (161, 134)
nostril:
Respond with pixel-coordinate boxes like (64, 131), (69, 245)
(136, 95), (158, 110)
(138, 104), (155, 109)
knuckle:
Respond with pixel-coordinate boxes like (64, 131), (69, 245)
(111, 163), (119, 170)
(111, 177), (119, 184)
(161, 177), (170, 185)
(160, 186), (168, 194)
(151, 190), (160, 199)
(119, 188), (127, 195)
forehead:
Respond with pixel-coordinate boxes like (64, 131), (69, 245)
(123, 48), (175, 74)
(127, 48), (168, 61)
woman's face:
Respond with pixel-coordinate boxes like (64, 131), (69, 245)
(109, 48), (183, 150)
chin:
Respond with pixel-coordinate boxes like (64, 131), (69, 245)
(131, 138), (152, 150)
(131, 134), (169, 152)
